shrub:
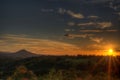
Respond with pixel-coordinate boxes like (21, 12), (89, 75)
(7, 65), (38, 80)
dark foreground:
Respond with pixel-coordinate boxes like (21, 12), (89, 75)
(0, 55), (120, 80)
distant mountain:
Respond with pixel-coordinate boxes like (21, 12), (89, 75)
(14, 49), (38, 58)
(0, 49), (39, 59)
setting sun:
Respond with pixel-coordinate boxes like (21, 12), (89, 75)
(109, 49), (113, 53)
(107, 49), (114, 56)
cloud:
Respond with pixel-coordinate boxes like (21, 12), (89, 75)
(64, 33), (94, 39)
(85, 44), (105, 53)
(80, 29), (118, 33)
(80, 30), (102, 33)
(0, 40), (5, 43)
(67, 22), (75, 26)
(114, 12), (120, 16)
(58, 8), (102, 20)
(87, 15), (99, 19)
(109, 1), (120, 11)
(64, 29), (75, 32)
(58, 8), (84, 19)
(106, 30), (118, 32)
(64, 29), (71, 32)
(58, 8), (66, 14)
(0, 34), (82, 55)
(67, 10), (84, 19)
(78, 22), (95, 26)
(97, 22), (112, 29)
(90, 37), (103, 43)
(64, 33), (103, 43)
(78, 22), (112, 29)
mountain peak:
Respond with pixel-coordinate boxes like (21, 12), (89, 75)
(16, 49), (31, 53)
(0, 49), (40, 59)
(14, 49), (38, 58)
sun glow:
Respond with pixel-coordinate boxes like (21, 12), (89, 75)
(107, 49), (115, 56)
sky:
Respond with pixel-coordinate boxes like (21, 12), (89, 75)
(0, 0), (120, 55)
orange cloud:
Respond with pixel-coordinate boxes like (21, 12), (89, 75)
(77, 22), (112, 29)
(80, 30), (118, 33)
(64, 33), (94, 39)
(0, 34), (83, 55)
(90, 37), (103, 43)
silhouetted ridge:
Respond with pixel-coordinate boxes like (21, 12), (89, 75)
(0, 49), (39, 59)
(15, 49), (33, 54)
(14, 49), (38, 58)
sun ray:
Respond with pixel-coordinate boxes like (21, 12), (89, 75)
(89, 48), (119, 80)
(108, 56), (112, 80)
(90, 57), (105, 73)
